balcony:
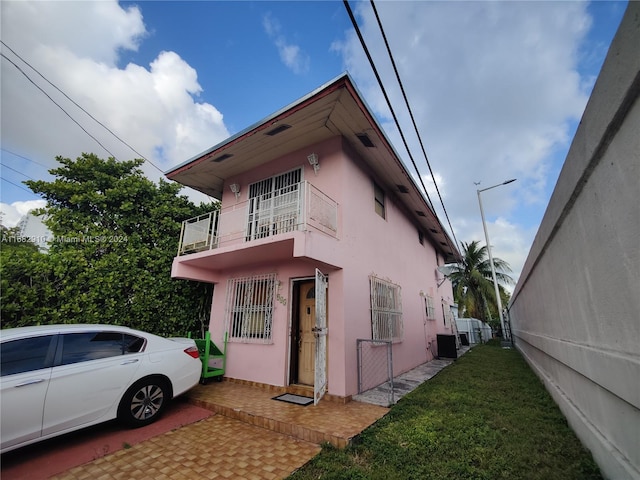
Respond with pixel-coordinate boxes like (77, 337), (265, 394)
(178, 181), (338, 256)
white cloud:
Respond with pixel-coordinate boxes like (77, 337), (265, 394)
(409, 170), (445, 206)
(1, 1), (146, 67)
(0, 200), (47, 227)
(1, 0), (230, 199)
(334, 1), (593, 284)
(263, 13), (310, 75)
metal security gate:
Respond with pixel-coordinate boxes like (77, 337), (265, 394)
(356, 339), (394, 405)
(247, 169), (302, 241)
(313, 269), (328, 405)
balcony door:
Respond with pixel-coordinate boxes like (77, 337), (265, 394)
(247, 169), (302, 241)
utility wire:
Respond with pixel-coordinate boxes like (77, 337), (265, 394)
(2, 49), (216, 205)
(343, 0), (459, 257)
(0, 162), (35, 179)
(0, 41), (164, 175)
(0, 176), (34, 194)
(342, 1), (435, 211)
(369, 0), (459, 252)
(1, 52), (118, 160)
(1, 148), (51, 170)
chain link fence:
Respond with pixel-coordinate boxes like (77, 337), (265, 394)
(357, 339), (394, 405)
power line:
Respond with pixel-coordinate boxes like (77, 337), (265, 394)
(369, 0), (460, 252)
(341, 1), (435, 212)
(1, 149), (51, 170)
(1, 51), (119, 160)
(342, 0), (459, 256)
(0, 41), (164, 175)
(0, 162), (35, 180)
(0, 177), (34, 195)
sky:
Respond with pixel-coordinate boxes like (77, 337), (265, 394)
(0, 0), (628, 286)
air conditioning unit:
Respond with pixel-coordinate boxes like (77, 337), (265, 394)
(437, 334), (457, 359)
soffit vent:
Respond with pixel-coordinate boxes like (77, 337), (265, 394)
(212, 153), (233, 163)
(397, 185), (409, 194)
(356, 133), (375, 148)
(265, 124), (291, 136)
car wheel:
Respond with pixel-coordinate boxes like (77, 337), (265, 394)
(118, 377), (170, 428)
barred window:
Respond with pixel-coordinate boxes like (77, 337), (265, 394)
(225, 274), (277, 343)
(425, 294), (436, 321)
(369, 276), (403, 342)
(247, 169), (302, 241)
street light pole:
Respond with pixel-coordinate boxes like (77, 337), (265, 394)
(477, 179), (516, 342)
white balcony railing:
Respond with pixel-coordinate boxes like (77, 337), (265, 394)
(178, 181), (338, 255)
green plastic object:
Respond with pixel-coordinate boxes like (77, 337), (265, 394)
(193, 331), (228, 383)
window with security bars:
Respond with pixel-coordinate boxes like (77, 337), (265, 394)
(247, 169), (302, 241)
(369, 276), (403, 342)
(425, 294), (436, 321)
(225, 274), (277, 343)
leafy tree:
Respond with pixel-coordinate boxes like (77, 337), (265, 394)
(1, 225), (55, 326)
(2, 153), (216, 336)
(446, 240), (513, 325)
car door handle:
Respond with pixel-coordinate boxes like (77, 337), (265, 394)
(16, 379), (45, 387)
(121, 359), (139, 365)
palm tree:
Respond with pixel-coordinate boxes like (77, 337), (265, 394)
(446, 240), (514, 325)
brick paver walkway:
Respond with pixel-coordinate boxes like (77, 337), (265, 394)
(52, 415), (321, 480)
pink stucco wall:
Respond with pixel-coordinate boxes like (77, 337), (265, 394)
(223, 136), (345, 209)
(174, 136), (455, 398)
(206, 260), (324, 388)
(337, 140), (455, 396)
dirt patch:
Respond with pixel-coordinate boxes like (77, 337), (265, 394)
(1, 397), (213, 480)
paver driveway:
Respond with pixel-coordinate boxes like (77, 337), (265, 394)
(52, 415), (321, 480)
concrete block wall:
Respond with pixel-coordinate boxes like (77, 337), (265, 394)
(508, 4), (640, 479)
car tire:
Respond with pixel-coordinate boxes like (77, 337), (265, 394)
(118, 377), (170, 428)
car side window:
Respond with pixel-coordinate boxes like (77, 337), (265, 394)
(124, 334), (145, 353)
(1, 335), (57, 376)
(60, 332), (144, 365)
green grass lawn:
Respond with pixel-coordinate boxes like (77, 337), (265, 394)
(288, 341), (602, 480)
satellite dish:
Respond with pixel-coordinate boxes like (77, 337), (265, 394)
(436, 265), (456, 276)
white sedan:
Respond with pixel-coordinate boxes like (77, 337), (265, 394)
(0, 324), (202, 454)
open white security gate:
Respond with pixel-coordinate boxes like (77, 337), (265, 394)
(313, 269), (328, 405)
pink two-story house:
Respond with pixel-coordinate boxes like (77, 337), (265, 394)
(166, 74), (459, 404)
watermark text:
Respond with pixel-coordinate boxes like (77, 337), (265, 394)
(3, 235), (129, 244)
